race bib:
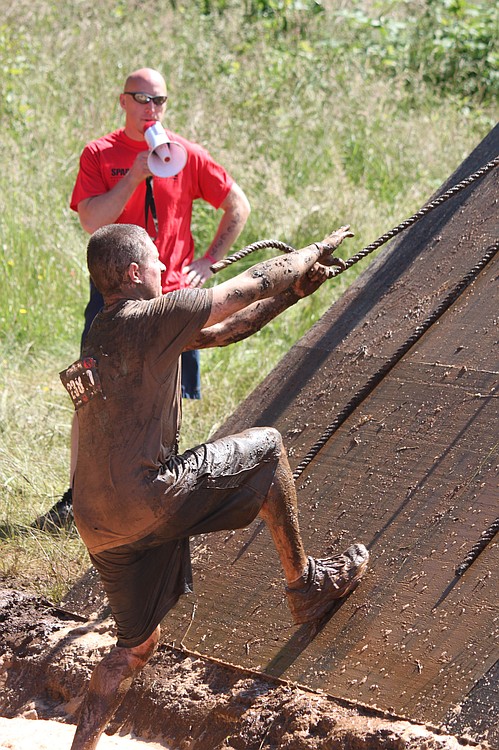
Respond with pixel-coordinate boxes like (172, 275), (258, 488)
(60, 357), (104, 411)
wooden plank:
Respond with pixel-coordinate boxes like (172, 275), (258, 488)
(166, 360), (498, 730)
(165, 222), (499, 740)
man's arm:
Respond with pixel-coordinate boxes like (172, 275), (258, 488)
(77, 152), (151, 234)
(182, 182), (251, 288)
(202, 226), (353, 330)
(189, 263), (330, 349)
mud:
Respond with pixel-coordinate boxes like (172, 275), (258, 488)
(0, 586), (487, 750)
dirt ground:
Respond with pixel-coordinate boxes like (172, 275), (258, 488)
(0, 716), (168, 749)
(0, 585), (491, 750)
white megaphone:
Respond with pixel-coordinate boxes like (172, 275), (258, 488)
(143, 120), (187, 178)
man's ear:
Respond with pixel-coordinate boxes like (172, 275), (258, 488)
(119, 93), (127, 111)
(126, 262), (142, 285)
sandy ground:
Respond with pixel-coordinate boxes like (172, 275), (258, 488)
(0, 717), (169, 750)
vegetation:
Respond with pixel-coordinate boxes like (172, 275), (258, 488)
(0, 0), (496, 600)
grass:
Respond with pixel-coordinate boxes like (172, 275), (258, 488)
(0, 0), (496, 602)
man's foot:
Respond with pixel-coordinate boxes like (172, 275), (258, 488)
(32, 488), (74, 532)
(286, 543), (369, 625)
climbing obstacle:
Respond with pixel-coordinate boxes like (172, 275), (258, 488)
(163, 123), (499, 746)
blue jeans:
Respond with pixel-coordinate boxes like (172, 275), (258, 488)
(81, 279), (201, 399)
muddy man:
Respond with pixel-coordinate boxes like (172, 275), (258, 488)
(63, 222), (369, 749)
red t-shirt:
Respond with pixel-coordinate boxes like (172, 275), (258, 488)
(70, 128), (233, 292)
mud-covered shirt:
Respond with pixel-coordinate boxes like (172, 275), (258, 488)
(73, 288), (212, 553)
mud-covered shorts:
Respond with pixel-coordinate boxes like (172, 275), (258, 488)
(90, 427), (281, 648)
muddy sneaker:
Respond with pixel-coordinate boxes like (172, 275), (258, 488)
(32, 488), (74, 532)
(286, 544), (369, 624)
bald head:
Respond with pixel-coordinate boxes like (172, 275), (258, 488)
(124, 68), (167, 94)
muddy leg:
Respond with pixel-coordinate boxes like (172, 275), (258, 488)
(70, 626), (160, 750)
(258, 431), (369, 625)
(258, 444), (309, 585)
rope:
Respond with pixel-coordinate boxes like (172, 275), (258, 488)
(211, 158), (498, 493)
(211, 158), (499, 573)
(210, 154), (499, 277)
(455, 517), (499, 576)
(210, 240), (296, 272)
(208, 156), (499, 482)
(291, 239), (499, 480)
(326, 154), (499, 278)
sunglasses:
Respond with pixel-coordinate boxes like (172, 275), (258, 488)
(124, 92), (168, 106)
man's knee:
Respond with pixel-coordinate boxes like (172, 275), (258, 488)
(245, 426), (283, 454)
(127, 626), (160, 670)
(265, 426), (282, 445)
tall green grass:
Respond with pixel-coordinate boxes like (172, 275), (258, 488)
(0, 0), (496, 600)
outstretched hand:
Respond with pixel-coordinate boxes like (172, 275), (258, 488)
(317, 225), (354, 267)
(291, 224), (354, 298)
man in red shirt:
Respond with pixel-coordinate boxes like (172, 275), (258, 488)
(71, 66), (250, 390)
(35, 67), (250, 530)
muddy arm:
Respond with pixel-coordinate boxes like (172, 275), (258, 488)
(189, 263), (330, 350)
(202, 226), (353, 330)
